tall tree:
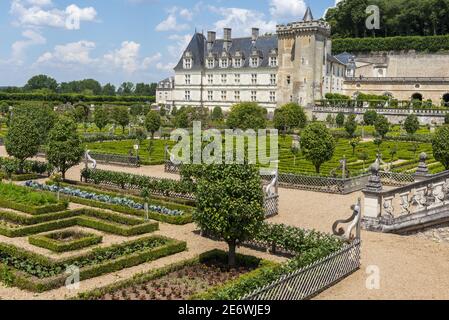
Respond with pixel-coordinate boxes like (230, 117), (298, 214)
(433, 126), (449, 169)
(102, 83), (116, 96)
(404, 114), (420, 135)
(301, 122), (336, 174)
(5, 115), (40, 173)
(112, 106), (130, 133)
(93, 107), (109, 132)
(24, 75), (58, 92)
(145, 110), (161, 139)
(192, 164), (265, 267)
(46, 117), (83, 179)
(117, 82), (135, 95)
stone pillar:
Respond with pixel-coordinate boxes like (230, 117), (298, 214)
(363, 159), (382, 219)
(414, 152), (430, 182)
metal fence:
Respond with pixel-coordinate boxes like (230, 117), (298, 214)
(264, 195), (279, 218)
(89, 152), (140, 167)
(379, 171), (415, 187)
(165, 161), (180, 174)
(242, 239), (361, 300)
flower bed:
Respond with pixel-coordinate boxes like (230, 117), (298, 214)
(0, 182), (68, 215)
(25, 181), (193, 225)
(29, 230), (103, 253)
(0, 235), (186, 292)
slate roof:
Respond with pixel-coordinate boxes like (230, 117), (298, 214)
(334, 52), (355, 65)
(174, 33), (278, 71)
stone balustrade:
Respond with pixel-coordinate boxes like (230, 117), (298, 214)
(362, 155), (449, 233)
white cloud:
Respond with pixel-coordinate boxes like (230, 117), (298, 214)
(269, 0), (306, 20)
(155, 13), (189, 32)
(142, 52), (162, 69)
(10, 0), (97, 30)
(11, 29), (46, 65)
(179, 8), (193, 21)
(167, 34), (191, 59)
(156, 62), (175, 72)
(35, 40), (96, 65)
(208, 6), (276, 37)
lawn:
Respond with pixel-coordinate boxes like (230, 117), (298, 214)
(86, 134), (441, 176)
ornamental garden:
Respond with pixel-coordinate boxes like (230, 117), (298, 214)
(0, 92), (448, 300)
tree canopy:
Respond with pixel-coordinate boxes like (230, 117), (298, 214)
(326, 0), (449, 38)
(273, 103), (307, 132)
(301, 122), (336, 174)
(191, 163), (265, 267)
(226, 102), (267, 130)
(433, 126), (449, 169)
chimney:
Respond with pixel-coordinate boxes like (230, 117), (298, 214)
(223, 28), (232, 51)
(251, 28), (259, 43)
(207, 31), (216, 51)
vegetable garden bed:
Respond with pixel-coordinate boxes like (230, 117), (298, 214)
(0, 235), (186, 292)
(29, 230), (103, 253)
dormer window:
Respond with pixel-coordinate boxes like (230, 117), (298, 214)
(207, 59), (215, 69)
(250, 57), (259, 68)
(183, 58), (192, 69)
(234, 58), (242, 68)
(220, 59), (229, 68)
(269, 56), (277, 67)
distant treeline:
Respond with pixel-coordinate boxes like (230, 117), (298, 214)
(0, 74), (158, 97)
(326, 0), (449, 38)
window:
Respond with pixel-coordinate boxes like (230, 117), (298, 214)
(250, 57), (259, 67)
(235, 74), (240, 84)
(207, 91), (213, 101)
(287, 75), (291, 85)
(251, 74), (257, 85)
(270, 91), (276, 102)
(234, 59), (242, 68)
(221, 74), (227, 84)
(208, 74), (213, 84)
(221, 91), (227, 101)
(185, 74), (191, 85)
(270, 74), (277, 85)
(251, 91), (257, 102)
(184, 58), (192, 69)
(234, 91), (240, 101)
(185, 90), (191, 101)
(221, 59), (228, 68)
(207, 59), (215, 69)
(269, 56), (277, 67)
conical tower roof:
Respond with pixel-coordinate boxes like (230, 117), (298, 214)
(303, 6), (314, 22)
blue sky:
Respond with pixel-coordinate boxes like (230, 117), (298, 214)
(0, 0), (337, 87)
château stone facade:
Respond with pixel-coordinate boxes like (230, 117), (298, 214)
(156, 6), (449, 117)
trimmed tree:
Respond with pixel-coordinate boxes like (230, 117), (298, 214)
(192, 164), (265, 267)
(433, 126), (449, 170)
(46, 117), (84, 179)
(374, 115), (390, 138)
(363, 110), (378, 125)
(227, 102), (267, 130)
(94, 107), (109, 132)
(404, 114), (420, 135)
(5, 115), (40, 173)
(112, 106), (130, 133)
(445, 113), (449, 125)
(345, 114), (358, 137)
(273, 103), (307, 133)
(336, 112), (345, 127)
(145, 110), (161, 139)
(211, 106), (224, 121)
(301, 122), (336, 174)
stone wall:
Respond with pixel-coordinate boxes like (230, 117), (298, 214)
(313, 105), (447, 125)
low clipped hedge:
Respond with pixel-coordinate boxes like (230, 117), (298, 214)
(333, 34), (449, 54)
(0, 172), (41, 181)
(0, 208), (159, 237)
(29, 232), (102, 253)
(0, 198), (68, 215)
(0, 236), (186, 292)
(62, 195), (193, 225)
(0, 209), (79, 225)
